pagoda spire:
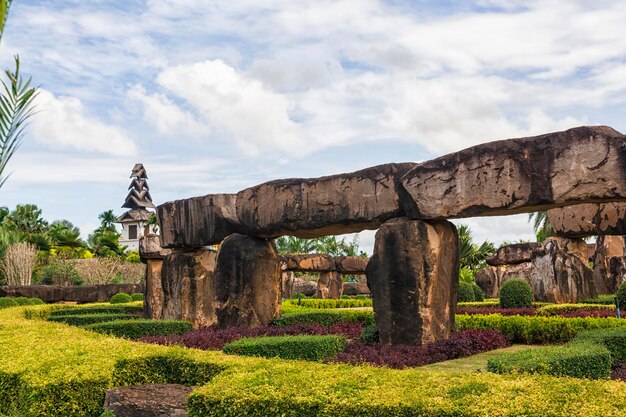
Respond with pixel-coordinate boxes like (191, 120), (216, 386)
(122, 163), (155, 209)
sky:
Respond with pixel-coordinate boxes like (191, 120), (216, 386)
(1, 0), (625, 253)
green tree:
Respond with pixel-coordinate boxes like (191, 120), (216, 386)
(2, 203), (48, 234)
(275, 235), (367, 257)
(528, 211), (552, 242)
(98, 209), (117, 232)
(457, 224), (495, 272)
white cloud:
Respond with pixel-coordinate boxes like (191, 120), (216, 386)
(156, 60), (312, 156)
(31, 90), (138, 156)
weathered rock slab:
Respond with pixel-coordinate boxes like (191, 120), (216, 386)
(236, 163), (416, 238)
(316, 271), (343, 299)
(342, 281), (370, 296)
(281, 271), (295, 299)
(292, 278), (317, 297)
(593, 236), (626, 294)
(366, 218), (458, 345)
(161, 249), (217, 328)
(139, 234), (171, 260)
(548, 202), (626, 237)
(401, 126), (626, 219)
(486, 242), (543, 266)
(335, 256), (369, 273)
(0, 284), (143, 304)
(157, 194), (242, 248)
(281, 254), (336, 272)
(476, 262), (534, 299)
(103, 384), (191, 417)
(144, 259), (164, 320)
(214, 234), (281, 328)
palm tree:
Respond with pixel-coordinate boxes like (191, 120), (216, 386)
(457, 224), (496, 271)
(3, 204), (48, 234)
(528, 211), (552, 242)
(98, 210), (117, 232)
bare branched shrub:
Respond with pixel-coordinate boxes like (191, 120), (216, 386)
(73, 258), (145, 285)
(1, 242), (37, 285)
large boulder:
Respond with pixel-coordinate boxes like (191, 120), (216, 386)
(486, 242), (543, 266)
(475, 263), (534, 298)
(292, 278), (317, 297)
(157, 194), (242, 248)
(366, 218), (458, 345)
(236, 163), (416, 238)
(316, 271), (343, 299)
(139, 234), (171, 260)
(281, 254), (336, 272)
(548, 202), (626, 237)
(213, 234), (281, 328)
(593, 236), (626, 294)
(161, 249), (217, 328)
(530, 239), (597, 303)
(342, 281), (370, 296)
(334, 256), (369, 273)
(281, 271), (295, 299)
(400, 126), (626, 219)
(104, 384), (192, 417)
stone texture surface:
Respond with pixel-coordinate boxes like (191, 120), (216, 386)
(144, 259), (164, 320)
(157, 194), (242, 248)
(544, 236), (589, 264)
(161, 249), (217, 328)
(213, 234), (281, 328)
(335, 256), (369, 273)
(0, 284), (143, 304)
(530, 239), (597, 303)
(548, 202), (626, 237)
(104, 384), (191, 417)
(486, 242), (543, 266)
(366, 218), (458, 345)
(281, 254), (336, 272)
(342, 281), (371, 296)
(400, 126), (626, 219)
(281, 271), (295, 299)
(236, 163), (416, 238)
(292, 278), (317, 297)
(139, 234), (171, 260)
(593, 236), (626, 294)
(475, 263), (534, 298)
(316, 271), (343, 299)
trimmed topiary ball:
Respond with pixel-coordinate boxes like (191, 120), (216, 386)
(131, 293), (144, 302)
(360, 324), (379, 344)
(617, 282), (626, 310)
(0, 298), (18, 309)
(499, 279), (533, 308)
(472, 283), (485, 302)
(110, 293), (132, 304)
(458, 282), (476, 302)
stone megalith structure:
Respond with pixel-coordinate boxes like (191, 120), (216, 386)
(281, 271), (295, 299)
(161, 248), (217, 328)
(316, 271), (343, 299)
(139, 235), (171, 320)
(593, 235), (626, 294)
(213, 234), (281, 328)
(366, 218), (458, 345)
(530, 238), (597, 303)
(400, 126), (626, 219)
(548, 202), (626, 237)
(236, 163), (416, 238)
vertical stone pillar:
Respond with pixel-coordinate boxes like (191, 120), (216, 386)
(366, 218), (458, 345)
(316, 271), (343, 299)
(161, 248), (217, 328)
(214, 234), (281, 328)
(281, 271), (295, 299)
(139, 234), (171, 320)
(593, 235), (626, 294)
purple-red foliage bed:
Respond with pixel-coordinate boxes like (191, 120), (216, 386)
(139, 323), (507, 369)
(612, 361), (626, 381)
(332, 329), (507, 369)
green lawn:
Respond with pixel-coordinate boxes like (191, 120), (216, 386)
(422, 344), (544, 373)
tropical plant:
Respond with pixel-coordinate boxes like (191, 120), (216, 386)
(275, 235), (367, 257)
(2, 204), (48, 234)
(528, 211), (552, 242)
(457, 224), (495, 272)
(147, 213), (159, 233)
(97, 209), (117, 232)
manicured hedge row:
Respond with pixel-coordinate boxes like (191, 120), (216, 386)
(487, 341), (612, 379)
(49, 304), (144, 318)
(283, 298), (372, 309)
(456, 314), (626, 344)
(456, 301), (551, 309)
(537, 304), (615, 316)
(83, 319), (192, 339)
(580, 295), (617, 305)
(0, 297), (44, 309)
(577, 328), (626, 361)
(224, 335), (346, 361)
(48, 313), (137, 326)
(273, 310), (375, 327)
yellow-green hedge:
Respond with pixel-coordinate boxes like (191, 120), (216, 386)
(1, 304), (626, 417)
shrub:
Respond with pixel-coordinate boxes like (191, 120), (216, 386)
(499, 279), (533, 308)
(283, 298), (372, 309)
(73, 258), (145, 285)
(131, 292), (144, 302)
(334, 329), (507, 368)
(487, 341), (612, 379)
(576, 327), (626, 361)
(456, 314), (626, 344)
(272, 310), (375, 327)
(13, 297), (35, 306)
(579, 294), (617, 305)
(48, 313), (136, 326)
(458, 282), (475, 302)
(49, 304), (143, 317)
(0, 298), (17, 309)
(291, 292), (307, 300)
(223, 335), (346, 361)
(360, 324), (379, 344)
(457, 307), (537, 316)
(537, 304), (615, 317)
(83, 319), (192, 339)
(1, 242), (37, 285)
(110, 293), (132, 304)
(38, 259), (83, 286)
(617, 282), (626, 310)
(472, 283), (484, 302)
(30, 298), (45, 305)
